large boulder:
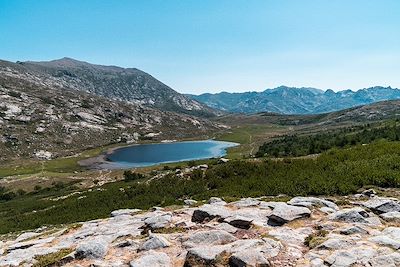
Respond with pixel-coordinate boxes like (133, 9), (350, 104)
(288, 196), (339, 210)
(130, 251), (171, 267)
(267, 203), (311, 225)
(75, 239), (109, 259)
(362, 197), (400, 214)
(328, 207), (379, 224)
(138, 233), (171, 251)
(183, 230), (236, 248)
(143, 213), (172, 230)
(191, 204), (231, 223)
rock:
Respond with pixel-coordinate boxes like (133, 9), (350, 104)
(229, 250), (270, 267)
(184, 230), (236, 248)
(268, 226), (313, 245)
(362, 189), (376, 197)
(15, 232), (40, 242)
(328, 207), (373, 224)
(143, 213), (172, 230)
(75, 239), (108, 259)
(324, 247), (377, 267)
(184, 246), (227, 267)
(339, 226), (368, 235)
(224, 215), (253, 229)
(363, 197), (400, 214)
(218, 158), (230, 163)
(319, 207), (336, 214)
(130, 251), (171, 267)
(191, 204), (231, 223)
(267, 203), (311, 225)
(214, 222), (238, 234)
(229, 238), (281, 258)
(380, 211), (400, 222)
(110, 209), (141, 217)
(139, 233), (170, 251)
(208, 197), (227, 205)
(184, 199), (198, 206)
(317, 238), (352, 250)
(369, 252), (400, 267)
(288, 196), (339, 210)
(231, 198), (260, 208)
(369, 235), (400, 249)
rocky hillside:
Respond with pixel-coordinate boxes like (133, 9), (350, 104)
(2, 192), (400, 266)
(2, 58), (219, 117)
(188, 86), (400, 114)
(0, 62), (223, 162)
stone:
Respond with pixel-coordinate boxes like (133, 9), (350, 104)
(184, 199), (198, 206)
(288, 196), (339, 210)
(380, 211), (400, 222)
(183, 230), (236, 248)
(214, 222), (238, 233)
(229, 250), (270, 267)
(231, 198), (260, 208)
(369, 235), (400, 249)
(184, 246), (227, 266)
(110, 209), (141, 217)
(363, 197), (400, 214)
(267, 203), (311, 225)
(191, 204), (231, 223)
(15, 232), (40, 242)
(339, 226), (368, 235)
(138, 233), (170, 251)
(328, 207), (374, 224)
(208, 197), (227, 205)
(369, 252), (400, 267)
(130, 251), (171, 267)
(320, 207), (336, 214)
(362, 189), (376, 197)
(224, 215), (253, 229)
(143, 213), (172, 230)
(75, 239), (108, 259)
(317, 238), (352, 250)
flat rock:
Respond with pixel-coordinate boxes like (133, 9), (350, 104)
(15, 232), (40, 242)
(191, 204), (231, 223)
(213, 222), (238, 233)
(183, 230), (236, 248)
(229, 250), (270, 267)
(363, 197), (400, 214)
(138, 233), (170, 251)
(143, 213), (172, 230)
(267, 203), (311, 225)
(75, 239), (109, 259)
(224, 215), (253, 229)
(288, 196), (339, 210)
(110, 209), (141, 217)
(208, 197), (227, 205)
(339, 225), (368, 235)
(230, 198), (260, 208)
(380, 211), (400, 222)
(328, 207), (377, 224)
(130, 251), (171, 267)
(184, 246), (227, 266)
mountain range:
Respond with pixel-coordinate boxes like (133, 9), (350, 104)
(187, 86), (400, 114)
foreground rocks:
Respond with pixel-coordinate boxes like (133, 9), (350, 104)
(2, 194), (400, 266)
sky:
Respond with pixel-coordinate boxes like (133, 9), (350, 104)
(0, 0), (399, 94)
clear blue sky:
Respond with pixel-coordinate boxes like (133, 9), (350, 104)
(0, 0), (399, 94)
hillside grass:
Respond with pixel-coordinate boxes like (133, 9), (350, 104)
(1, 140), (400, 234)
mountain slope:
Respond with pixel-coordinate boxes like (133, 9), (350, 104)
(15, 57), (218, 117)
(188, 86), (400, 114)
(0, 60), (222, 162)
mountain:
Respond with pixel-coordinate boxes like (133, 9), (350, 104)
(188, 86), (400, 114)
(0, 59), (222, 162)
(15, 57), (219, 117)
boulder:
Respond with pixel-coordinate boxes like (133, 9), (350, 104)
(130, 251), (171, 267)
(369, 252), (400, 267)
(324, 247), (377, 267)
(75, 239), (109, 259)
(139, 233), (170, 251)
(369, 235), (400, 249)
(184, 199), (198, 206)
(328, 207), (374, 224)
(380, 211), (400, 222)
(208, 197), (227, 205)
(319, 207), (336, 214)
(229, 250), (270, 267)
(339, 226), (368, 235)
(224, 215), (253, 229)
(288, 196), (339, 210)
(110, 209), (141, 217)
(231, 198), (260, 208)
(184, 246), (227, 266)
(15, 232), (40, 242)
(317, 238), (353, 250)
(192, 204), (231, 223)
(143, 213), (172, 230)
(363, 197), (400, 214)
(214, 223), (238, 234)
(183, 230), (236, 248)
(362, 189), (376, 197)
(267, 203), (311, 225)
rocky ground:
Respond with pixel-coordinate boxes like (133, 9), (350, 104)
(1, 190), (400, 266)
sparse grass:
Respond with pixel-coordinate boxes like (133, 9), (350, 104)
(33, 248), (74, 267)
(304, 230), (329, 249)
(153, 227), (185, 234)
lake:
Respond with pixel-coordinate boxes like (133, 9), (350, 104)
(105, 140), (238, 168)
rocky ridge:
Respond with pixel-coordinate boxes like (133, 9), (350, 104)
(2, 191), (400, 266)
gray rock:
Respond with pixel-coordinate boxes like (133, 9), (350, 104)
(139, 233), (170, 251)
(184, 199), (198, 206)
(288, 196), (339, 210)
(214, 222), (238, 234)
(369, 252), (400, 267)
(130, 251), (171, 267)
(110, 209), (141, 217)
(380, 211), (400, 222)
(267, 203), (311, 225)
(328, 207), (374, 224)
(369, 235), (400, 249)
(75, 239), (108, 259)
(224, 215), (253, 229)
(325, 247), (377, 267)
(231, 198), (260, 208)
(184, 246), (227, 266)
(208, 197), (227, 205)
(319, 207), (336, 214)
(317, 238), (352, 250)
(362, 189), (376, 197)
(229, 250), (270, 267)
(184, 230), (236, 248)
(339, 225), (368, 235)
(144, 213), (172, 230)
(229, 238), (281, 258)
(15, 232), (40, 242)
(363, 197), (400, 214)
(191, 204), (231, 223)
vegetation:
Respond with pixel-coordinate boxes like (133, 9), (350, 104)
(257, 121), (400, 157)
(1, 140), (400, 234)
(304, 230), (328, 248)
(33, 248), (74, 267)
(123, 170), (145, 181)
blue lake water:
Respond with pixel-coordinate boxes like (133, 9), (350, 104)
(106, 140), (238, 168)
